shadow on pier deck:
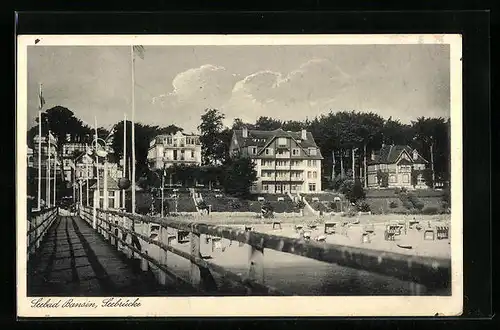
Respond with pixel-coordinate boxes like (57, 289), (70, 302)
(27, 215), (195, 296)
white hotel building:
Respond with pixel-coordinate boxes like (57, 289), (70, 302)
(229, 128), (323, 194)
(147, 131), (202, 170)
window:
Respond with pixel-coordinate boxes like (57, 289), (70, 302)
(278, 138), (287, 146)
(308, 183), (316, 191)
(191, 151), (195, 158)
(313, 171), (317, 179)
(309, 148), (317, 156)
(265, 148), (273, 155)
(251, 147), (257, 154)
(390, 175), (397, 183)
(403, 174), (410, 183)
(312, 160), (317, 166)
(108, 197), (115, 209)
(307, 171), (311, 179)
(263, 184), (268, 192)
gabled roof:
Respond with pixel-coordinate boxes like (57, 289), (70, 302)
(89, 177), (121, 190)
(232, 128), (323, 159)
(368, 145), (428, 165)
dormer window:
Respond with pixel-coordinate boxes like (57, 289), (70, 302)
(278, 137), (287, 146)
(309, 148), (317, 156)
(413, 150), (418, 160)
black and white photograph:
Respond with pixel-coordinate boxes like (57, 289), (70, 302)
(17, 34), (463, 317)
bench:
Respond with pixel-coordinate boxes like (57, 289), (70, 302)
(436, 226), (449, 239)
(272, 221), (282, 230)
(324, 222), (337, 234)
(177, 230), (190, 243)
(361, 232), (371, 243)
(384, 225), (402, 241)
(424, 229), (435, 240)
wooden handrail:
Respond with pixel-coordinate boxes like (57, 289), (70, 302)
(91, 211), (286, 295)
(82, 207), (451, 295)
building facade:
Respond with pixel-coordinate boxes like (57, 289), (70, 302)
(229, 128), (323, 194)
(62, 140), (87, 182)
(147, 131), (202, 170)
(366, 144), (429, 189)
(32, 134), (59, 171)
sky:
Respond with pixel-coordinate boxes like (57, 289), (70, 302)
(26, 44), (450, 133)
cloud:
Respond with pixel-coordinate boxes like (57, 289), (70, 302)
(229, 58), (352, 108)
(152, 64), (238, 109)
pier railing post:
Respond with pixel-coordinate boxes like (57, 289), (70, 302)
(189, 231), (201, 288)
(248, 236), (265, 285)
(140, 221), (149, 272)
(35, 213), (41, 250)
(114, 218), (119, 249)
(158, 224), (170, 286)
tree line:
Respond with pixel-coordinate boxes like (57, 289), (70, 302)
(28, 106), (450, 199)
(198, 109), (450, 190)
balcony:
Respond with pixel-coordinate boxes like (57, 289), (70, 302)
(275, 152), (290, 158)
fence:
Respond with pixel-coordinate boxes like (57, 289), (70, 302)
(79, 205), (451, 296)
(26, 207), (58, 260)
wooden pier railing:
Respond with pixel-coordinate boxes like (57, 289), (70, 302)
(79, 206), (451, 296)
(27, 206), (58, 260)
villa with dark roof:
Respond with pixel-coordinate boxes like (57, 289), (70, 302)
(366, 144), (429, 189)
(229, 127), (323, 194)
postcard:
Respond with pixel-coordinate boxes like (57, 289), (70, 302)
(17, 34), (462, 317)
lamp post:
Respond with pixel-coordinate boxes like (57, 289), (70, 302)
(151, 168), (165, 218)
(88, 137), (109, 230)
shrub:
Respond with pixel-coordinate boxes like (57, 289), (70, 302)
(229, 200), (241, 210)
(296, 200), (306, 210)
(357, 201), (371, 212)
(329, 202), (338, 211)
(402, 200), (414, 209)
(389, 201), (398, 208)
(421, 206), (439, 215)
(197, 200), (208, 210)
(332, 175), (348, 191)
(343, 179), (366, 203)
(408, 194), (425, 210)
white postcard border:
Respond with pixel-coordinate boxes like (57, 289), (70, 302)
(16, 34), (463, 317)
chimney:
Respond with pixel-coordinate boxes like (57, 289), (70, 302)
(301, 129), (307, 140)
(242, 127), (248, 138)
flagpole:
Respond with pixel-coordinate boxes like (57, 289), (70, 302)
(95, 117), (100, 209)
(123, 113), (127, 210)
(86, 149), (89, 207)
(53, 154), (56, 206)
(131, 45), (136, 214)
(37, 110), (42, 210)
(47, 132), (51, 207)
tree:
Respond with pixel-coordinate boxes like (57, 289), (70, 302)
(382, 117), (414, 146)
(222, 155), (257, 198)
(357, 112), (385, 187)
(28, 106), (92, 187)
(344, 179), (366, 203)
(198, 109), (226, 165)
(282, 120), (305, 131)
(254, 116), (282, 130)
(411, 117), (450, 188)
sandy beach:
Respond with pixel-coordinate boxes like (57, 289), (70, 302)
(141, 213), (451, 295)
